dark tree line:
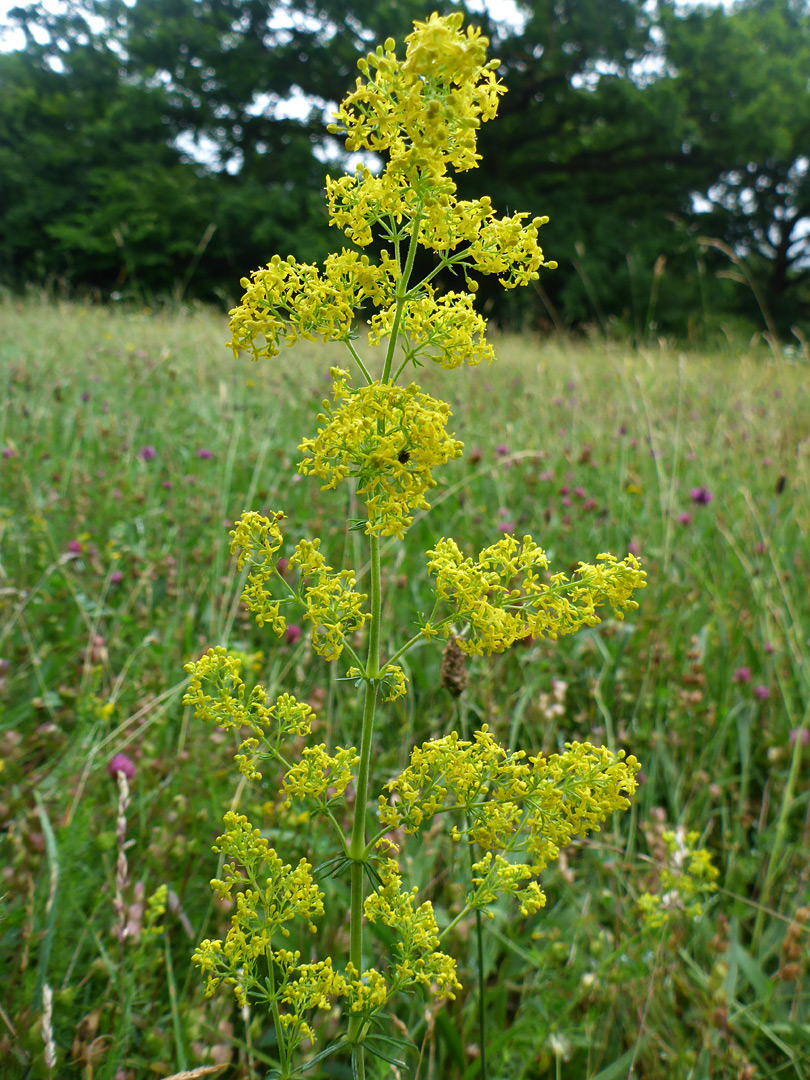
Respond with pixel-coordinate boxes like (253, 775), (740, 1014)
(0, 0), (808, 338)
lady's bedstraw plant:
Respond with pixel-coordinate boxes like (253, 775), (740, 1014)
(183, 13), (646, 1077)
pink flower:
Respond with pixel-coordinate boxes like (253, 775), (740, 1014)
(196, 449), (213, 459)
(628, 539), (641, 556)
(162, 481), (172, 490)
(676, 512), (692, 525)
(574, 486), (586, 499)
(140, 445), (157, 461)
(108, 753), (135, 780)
(67, 540), (82, 554)
(583, 497), (597, 511)
(110, 570), (124, 585)
(733, 666), (751, 684)
(690, 486), (713, 505)
(495, 444), (510, 457)
(789, 728), (809, 747)
(764, 641), (775, 655)
(284, 625), (302, 645)
(497, 521), (516, 533)
(2, 447), (15, 459)
(540, 470), (554, 482)
(753, 685), (770, 700)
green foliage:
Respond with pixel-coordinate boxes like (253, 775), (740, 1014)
(1, 0), (808, 337)
(1, 299), (809, 1078)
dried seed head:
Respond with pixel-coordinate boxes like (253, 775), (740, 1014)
(441, 636), (467, 697)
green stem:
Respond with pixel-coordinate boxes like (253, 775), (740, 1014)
(438, 902), (473, 942)
(266, 951), (288, 1077)
(381, 204), (423, 384)
(344, 339), (373, 385)
(347, 533), (382, 1073)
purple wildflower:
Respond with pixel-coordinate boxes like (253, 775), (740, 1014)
(108, 753), (136, 780)
(789, 728), (809, 747)
(196, 448), (213, 459)
(284, 625), (302, 646)
(495, 444), (510, 457)
(110, 570), (124, 585)
(140, 445), (157, 462)
(690, 486), (713, 505)
(676, 512), (692, 525)
(67, 540), (82, 554)
(733, 666), (751, 684)
(753, 685), (770, 700)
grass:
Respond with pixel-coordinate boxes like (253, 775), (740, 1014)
(0, 296), (809, 1079)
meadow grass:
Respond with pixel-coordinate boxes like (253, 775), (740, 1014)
(1, 297), (808, 1079)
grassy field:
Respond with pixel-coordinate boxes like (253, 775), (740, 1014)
(1, 297), (809, 1079)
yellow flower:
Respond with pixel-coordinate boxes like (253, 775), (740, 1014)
(380, 726), (640, 916)
(425, 535), (646, 655)
(329, 13), (503, 184)
(289, 537), (371, 660)
(365, 852), (461, 1001)
(369, 287), (493, 369)
(298, 370), (464, 537)
(638, 826), (719, 929)
(227, 250), (399, 362)
(192, 812), (324, 1005)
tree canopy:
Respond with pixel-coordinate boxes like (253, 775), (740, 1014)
(0, 0), (807, 338)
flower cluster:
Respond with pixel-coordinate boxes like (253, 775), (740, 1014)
(368, 287), (493, 369)
(329, 13), (502, 183)
(227, 250), (399, 362)
(425, 535), (646, 655)
(637, 827), (719, 929)
(183, 648), (314, 779)
(365, 850), (461, 1000)
(229, 511), (287, 633)
(229, 14), (554, 379)
(193, 813), (324, 1006)
(289, 537), (370, 659)
(282, 744), (360, 808)
(229, 513), (370, 659)
(380, 727), (640, 915)
(298, 370), (464, 537)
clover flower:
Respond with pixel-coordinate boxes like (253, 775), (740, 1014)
(108, 752), (135, 781)
(298, 370), (464, 538)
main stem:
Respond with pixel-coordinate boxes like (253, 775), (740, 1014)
(347, 533), (382, 1075)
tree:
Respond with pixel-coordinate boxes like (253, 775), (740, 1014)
(662, 0), (810, 330)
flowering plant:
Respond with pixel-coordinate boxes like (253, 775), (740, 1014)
(183, 13), (646, 1078)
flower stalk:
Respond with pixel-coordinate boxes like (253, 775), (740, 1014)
(183, 13), (645, 1076)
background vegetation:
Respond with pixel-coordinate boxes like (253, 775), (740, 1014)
(1, 299), (808, 1077)
(1, 0), (809, 340)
